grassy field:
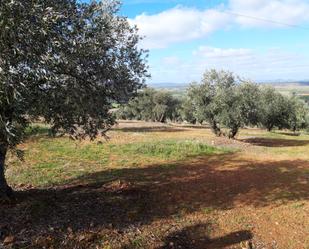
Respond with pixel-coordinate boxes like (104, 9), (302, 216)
(2, 121), (309, 249)
(272, 83), (309, 103)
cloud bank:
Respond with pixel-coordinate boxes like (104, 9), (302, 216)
(130, 0), (309, 49)
(130, 7), (230, 49)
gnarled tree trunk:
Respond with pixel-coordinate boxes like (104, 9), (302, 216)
(0, 145), (12, 198)
(267, 123), (274, 132)
(209, 119), (222, 137)
(228, 126), (239, 139)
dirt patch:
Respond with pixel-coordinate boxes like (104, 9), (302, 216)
(2, 154), (309, 248)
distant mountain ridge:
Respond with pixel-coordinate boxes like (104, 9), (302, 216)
(148, 81), (309, 89)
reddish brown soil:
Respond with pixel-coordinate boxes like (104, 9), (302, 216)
(1, 122), (309, 249)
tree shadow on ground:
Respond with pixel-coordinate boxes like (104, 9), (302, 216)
(113, 120), (211, 132)
(113, 126), (187, 133)
(240, 137), (309, 147)
(174, 124), (211, 129)
(158, 223), (252, 249)
(273, 131), (301, 137)
(1, 155), (309, 247)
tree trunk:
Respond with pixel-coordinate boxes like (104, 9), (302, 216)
(228, 126), (239, 139)
(0, 145), (13, 198)
(210, 119), (221, 137)
(267, 124), (273, 132)
(159, 113), (166, 123)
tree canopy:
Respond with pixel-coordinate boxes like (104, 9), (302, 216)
(0, 0), (148, 196)
(118, 69), (309, 139)
(185, 70), (259, 138)
(184, 70), (308, 138)
(116, 88), (181, 123)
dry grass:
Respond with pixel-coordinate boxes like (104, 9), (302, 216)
(2, 120), (309, 249)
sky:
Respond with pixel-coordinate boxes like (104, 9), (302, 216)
(112, 1), (309, 84)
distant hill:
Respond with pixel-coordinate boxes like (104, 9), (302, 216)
(260, 81), (309, 87)
(147, 81), (309, 102)
(148, 81), (309, 89)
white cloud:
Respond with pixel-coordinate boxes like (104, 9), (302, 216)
(194, 46), (309, 78)
(130, 6), (231, 49)
(229, 0), (309, 28)
(130, 0), (309, 50)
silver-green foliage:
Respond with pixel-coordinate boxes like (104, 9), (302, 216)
(184, 69), (308, 138)
(185, 70), (261, 138)
(0, 0), (148, 194)
(259, 87), (309, 132)
(0, 0), (148, 145)
(116, 88), (181, 123)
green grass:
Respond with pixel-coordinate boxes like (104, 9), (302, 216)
(7, 136), (223, 187)
(114, 140), (222, 160)
(202, 207), (215, 214)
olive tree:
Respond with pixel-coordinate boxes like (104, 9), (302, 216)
(186, 70), (236, 137)
(185, 82), (213, 126)
(186, 70), (262, 138)
(259, 87), (291, 131)
(0, 0), (148, 197)
(116, 88), (156, 121)
(180, 97), (197, 124)
(287, 97), (309, 132)
(116, 88), (181, 123)
(237, 82), (262, 127)
(152, 91), (181, 123)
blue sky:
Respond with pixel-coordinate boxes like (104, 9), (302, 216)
(110, 1), (309, 83)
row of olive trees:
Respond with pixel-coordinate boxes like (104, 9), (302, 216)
(117, 70), (309, 138)
(116, 88), (182, 123)
(183, 70), (309, 138)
